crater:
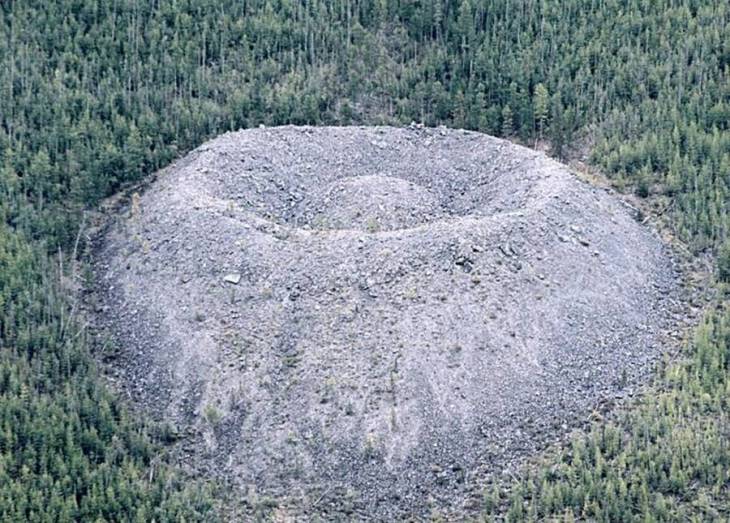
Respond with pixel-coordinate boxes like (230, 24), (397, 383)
(91, 126), (681, 519)
(299, 174), (443, 232)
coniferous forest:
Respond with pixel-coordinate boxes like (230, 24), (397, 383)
(1, 1), (728, 521)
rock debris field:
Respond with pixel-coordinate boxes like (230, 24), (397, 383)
(91, 126), (683, 519)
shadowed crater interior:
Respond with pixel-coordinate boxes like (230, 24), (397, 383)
(91, 126), (681, 519)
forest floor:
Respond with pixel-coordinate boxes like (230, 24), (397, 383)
(87, 126), (693, 521)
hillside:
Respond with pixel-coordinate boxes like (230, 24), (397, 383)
(91, 125), (682, 518)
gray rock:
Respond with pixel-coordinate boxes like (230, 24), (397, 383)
(223, 273), (241, 285)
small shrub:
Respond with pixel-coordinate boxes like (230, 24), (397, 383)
(635, 176), (650, 198)
(203, 404), (221, 425)
(364, 433), (379, 459)
(634, 165), (651, 198)
(365, 216), (380, 233)
(717, 240), (730, 282)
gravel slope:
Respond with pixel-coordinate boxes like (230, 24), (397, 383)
(91, 125), (683, 520)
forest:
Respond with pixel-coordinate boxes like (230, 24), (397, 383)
(0, 0), (728, 520)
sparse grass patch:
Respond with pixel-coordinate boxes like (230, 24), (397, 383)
(203, 404), (222, 425)
(366, 216), (380, 233)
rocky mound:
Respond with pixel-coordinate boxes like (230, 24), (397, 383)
(91, 126), (680, 519)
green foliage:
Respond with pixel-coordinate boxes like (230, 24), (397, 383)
(501, 105), (514, 139)
(0, 0), (728, 520)
(1, 1), (727, 249)
(0, 223), (215, 521)
(485, 307), (730, 521)
(533, 83), (549, 140)
(203, 405), (221, 426)
(635, 164), (653, 198)
(718, 241), (730, 283)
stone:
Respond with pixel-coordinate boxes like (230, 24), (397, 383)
(223, 273), (241, 284)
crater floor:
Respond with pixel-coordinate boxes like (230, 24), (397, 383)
(91, 126), (682, 519)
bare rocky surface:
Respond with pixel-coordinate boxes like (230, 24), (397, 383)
(90, 125), (684, 520)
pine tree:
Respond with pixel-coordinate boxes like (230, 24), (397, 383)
(501, 105), (514, 138)
(534, 83), (549, 143)
(717, 240), (730, 282)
